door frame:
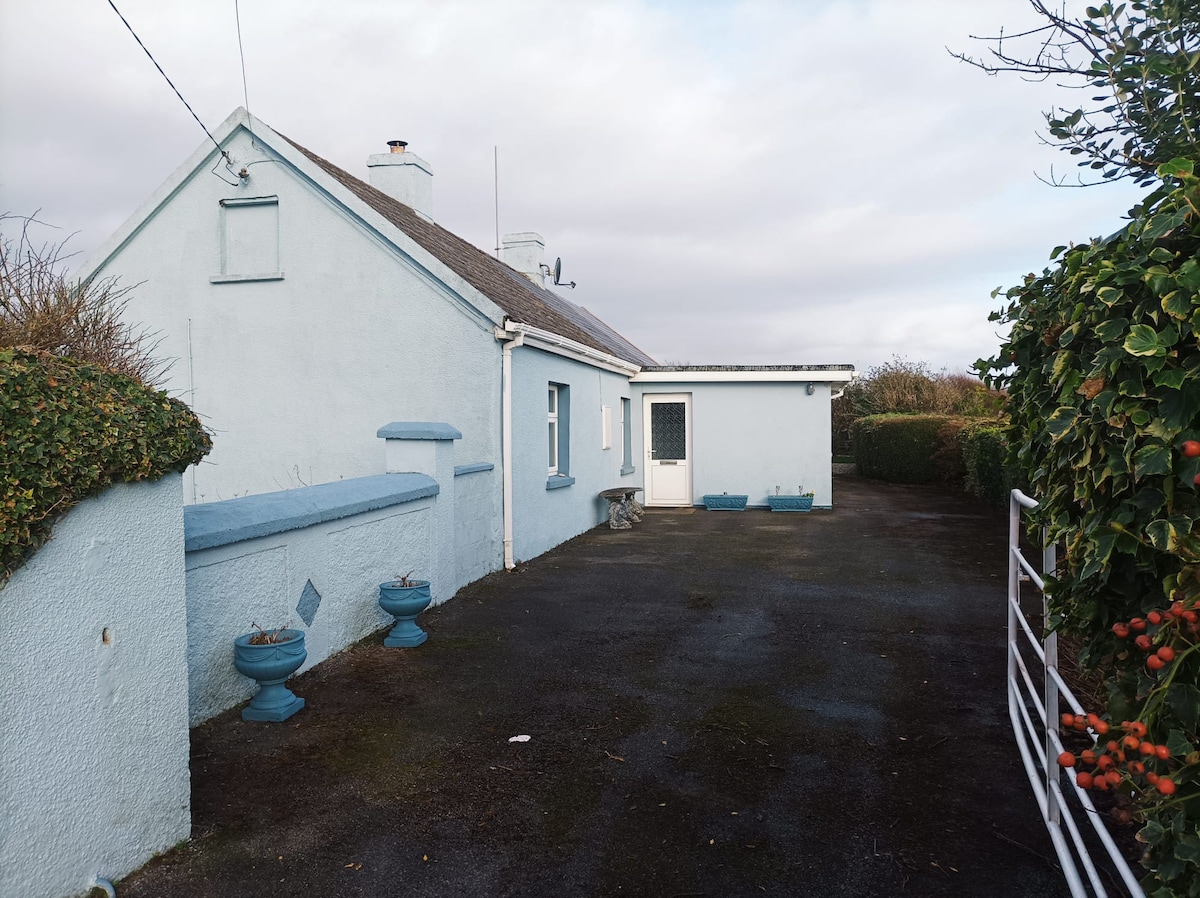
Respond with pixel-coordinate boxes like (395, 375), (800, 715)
(642, 392), (692, 507)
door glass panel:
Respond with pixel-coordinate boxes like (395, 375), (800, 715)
(651, 402), (686, 460)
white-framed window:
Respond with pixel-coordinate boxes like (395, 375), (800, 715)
(548, 385), (559, 475)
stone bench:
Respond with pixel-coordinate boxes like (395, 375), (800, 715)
(599, 487), (644, 530)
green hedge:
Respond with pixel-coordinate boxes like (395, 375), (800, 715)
(852, 414), (954, 483)
(1, 349), (212, 585)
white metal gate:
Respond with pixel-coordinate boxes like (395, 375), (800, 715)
(1008, 489), (1145, 897)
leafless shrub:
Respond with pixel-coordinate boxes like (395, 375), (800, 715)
(0, 213), (169, 386)
(832, 357), (1006, 455)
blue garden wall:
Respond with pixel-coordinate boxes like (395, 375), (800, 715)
(183, 473), (440, 724)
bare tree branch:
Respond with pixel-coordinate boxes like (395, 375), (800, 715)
(0, 212), (171, 386)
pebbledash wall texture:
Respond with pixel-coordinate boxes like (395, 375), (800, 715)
(0, 477), (191, 898)
(1, 423), (497, 898)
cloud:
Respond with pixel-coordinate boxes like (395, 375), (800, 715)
(0, 0), (1150, 373)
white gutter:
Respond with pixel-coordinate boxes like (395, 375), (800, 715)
(831, 371), (859, 400)
(498, 326), (524, 570)
(503, 320), (642, 376)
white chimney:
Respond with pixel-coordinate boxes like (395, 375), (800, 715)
(502, 232), (545, 287)
(367, 140), (433, 220)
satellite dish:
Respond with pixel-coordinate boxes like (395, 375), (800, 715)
(552, 257), (577, 289)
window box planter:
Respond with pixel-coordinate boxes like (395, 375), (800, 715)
(768, 495), (814, 512)
(702, 494), (748, 511)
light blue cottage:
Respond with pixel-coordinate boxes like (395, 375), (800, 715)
(8, 111), (854, 898)
(80, 108), (854, 584)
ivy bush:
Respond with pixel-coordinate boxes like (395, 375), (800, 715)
(979, 160), (1200, 896)
(1, 348), (211, 586)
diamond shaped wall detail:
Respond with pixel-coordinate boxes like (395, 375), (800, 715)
(296, 579), (322, 627)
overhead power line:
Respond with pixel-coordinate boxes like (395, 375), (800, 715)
(105, 0), (226, 157)
(234, 0), (251, 118)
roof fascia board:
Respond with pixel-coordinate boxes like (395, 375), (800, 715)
(631, 369), (856, 384)
(498, 321), (641, 377)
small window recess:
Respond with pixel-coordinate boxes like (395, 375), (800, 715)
(211, 195), (284, 283)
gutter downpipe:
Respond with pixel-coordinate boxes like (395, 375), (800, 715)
(499, 324), (524, 570)
(831, 372), (859, 401)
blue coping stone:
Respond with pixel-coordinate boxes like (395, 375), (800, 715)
(454, 462), (495, 477)
(546, 475), (576, 490)
(296, 579), (322, 626)
(377, 421), (463, 441)
(185, 473), (439, 552)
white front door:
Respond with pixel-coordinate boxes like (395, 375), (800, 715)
(643, 393), (691, 506)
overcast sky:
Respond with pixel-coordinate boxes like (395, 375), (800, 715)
(0, 0), (1148, 374)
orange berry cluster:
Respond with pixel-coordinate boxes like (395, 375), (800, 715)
(1057, 715), (1177, 795)
(1110, 597), (1199, 669)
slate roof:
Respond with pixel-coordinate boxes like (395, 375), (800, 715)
(282, 136), (657, 367)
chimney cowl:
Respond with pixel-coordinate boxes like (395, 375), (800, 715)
(387, 140), (407, 153)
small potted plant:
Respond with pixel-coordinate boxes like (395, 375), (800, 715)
(378, 572), (432, 647)
(767, 485), (815, 512)
(233, 623), (307, 721)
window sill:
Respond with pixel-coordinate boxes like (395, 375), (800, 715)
(546, 475), (575, 490)
(210, 272), (285, 284)
(619, 464), (636, 476)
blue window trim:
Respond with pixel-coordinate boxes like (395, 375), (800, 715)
(549, 382), (570, 477)
(620, 396), (632, 471)
(546, 475), (576, 490)
(209, 272), (284, 284)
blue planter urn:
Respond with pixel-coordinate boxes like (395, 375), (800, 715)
(233, 629), (307, 722)
(379, 580), (432, 647)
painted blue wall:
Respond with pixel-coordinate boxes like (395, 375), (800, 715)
(632, 381), (833, 508)
(454, 464), (501, 586)
(511, 347), (638, 561)
(0, 478), (191, 898)
(184, 475), (439, 724)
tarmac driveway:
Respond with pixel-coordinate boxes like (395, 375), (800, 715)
(119, 475), (1071, 897)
